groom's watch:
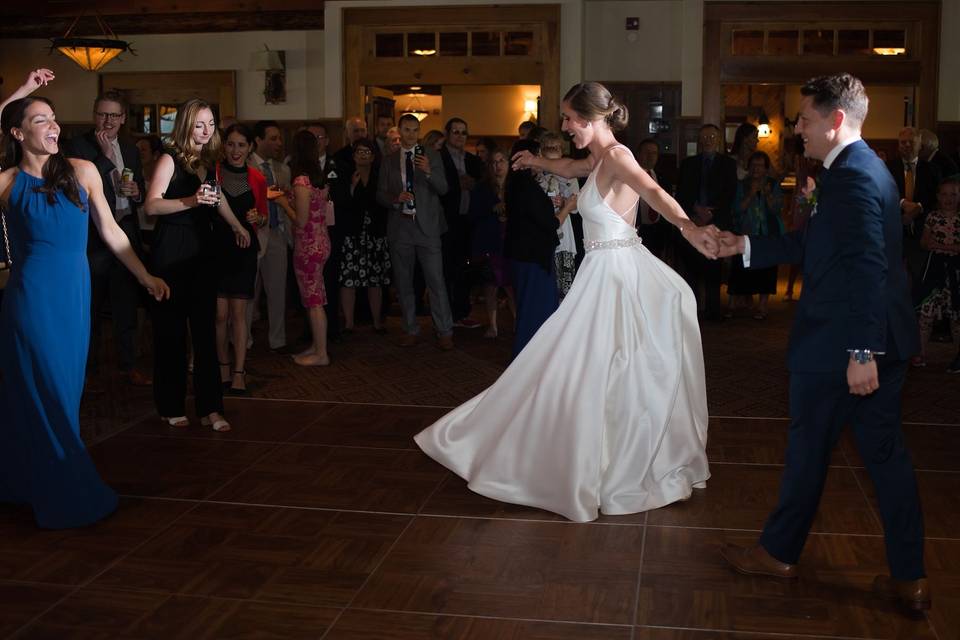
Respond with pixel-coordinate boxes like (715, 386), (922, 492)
(847, 349), (883, 364)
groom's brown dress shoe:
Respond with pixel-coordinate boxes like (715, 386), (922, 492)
(721, 544), (799, 579)
(872, 575), (931, 611)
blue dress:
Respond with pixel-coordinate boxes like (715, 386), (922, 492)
(0, 170), (118, 529)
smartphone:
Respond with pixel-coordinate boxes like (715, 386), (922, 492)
(414, 144), (424, 157)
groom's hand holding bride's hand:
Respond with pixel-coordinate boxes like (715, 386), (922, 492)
(685, 224), (721, 259)
(716, 231), (746, 258)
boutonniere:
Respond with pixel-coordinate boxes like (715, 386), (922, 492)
(800, 186), (819, 217)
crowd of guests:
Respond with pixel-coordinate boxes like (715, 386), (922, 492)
(4, 79), (960, 438)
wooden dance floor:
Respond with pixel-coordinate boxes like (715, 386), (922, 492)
(2, 297), (958, 639)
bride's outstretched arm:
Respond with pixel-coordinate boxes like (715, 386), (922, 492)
(607, 147), (719, 259)
(511, 150), (594, 178)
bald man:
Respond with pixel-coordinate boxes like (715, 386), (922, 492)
(887, 126), (941, 294)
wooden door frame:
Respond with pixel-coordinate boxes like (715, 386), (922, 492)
(703, 1), (940, 128)
(342, 4), (561, 131)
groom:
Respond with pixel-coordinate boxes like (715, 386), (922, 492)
(717, 73), (928, 611)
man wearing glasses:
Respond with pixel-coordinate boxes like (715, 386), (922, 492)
(66, 91), (150, 387)
(440, 118), (486, 328)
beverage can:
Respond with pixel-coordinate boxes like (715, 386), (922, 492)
(121, 168), (134, 183)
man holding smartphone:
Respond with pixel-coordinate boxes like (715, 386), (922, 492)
(66, 90), (149, 387)
(377, 114), (454, 349)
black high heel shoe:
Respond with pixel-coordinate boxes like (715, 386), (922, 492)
(228, 370), (248, 396)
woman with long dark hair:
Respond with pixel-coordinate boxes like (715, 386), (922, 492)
(276, 129), (332, 366)
(0, 96), (169, 528)
(144, 99), (249, 432)
(731, 122), (759, 180)
(213, 123), (267, 394)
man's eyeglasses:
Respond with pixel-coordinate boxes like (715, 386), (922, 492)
(95, 112), (124, 120)
(450, 130), (468, 136)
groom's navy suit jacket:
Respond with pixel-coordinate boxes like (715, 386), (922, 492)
(750, 140), (919, 372)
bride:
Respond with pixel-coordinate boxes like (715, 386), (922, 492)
(415, 82), (719, 522)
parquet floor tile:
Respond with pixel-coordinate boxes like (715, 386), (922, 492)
(289, 403), (449, 449)
(90, 504), (410, 607)
(89, 436), (275, 500)
(854, 469), (960, 540)
(325, 609), (633, 639)
(15, 589), (340, 640)
(647, 465), (880, 535)
(637, 527), (936, 638)
(0, 582), (70, 637)
(352, 516), (645, 624)
(706, 417), (846, 466)
(210, 445), (447, 513)
(0, 498), (193, 586)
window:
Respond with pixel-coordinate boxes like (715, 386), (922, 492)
(471, 32), (501, 56)
(407, 32), (436, 57)
(439, 32), (468, 56)
(375, 33), (404, 57)
(767, 30), (799, 55)
(803, 29), (835, 55)
(504, 31), (534, 56)
(732, 30), (764, 55)
(837, 29), (870, 55)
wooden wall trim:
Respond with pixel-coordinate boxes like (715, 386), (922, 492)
(0, 11), (324, 37)
(342, 4), (562, 132)
(703, 1), (941, 129)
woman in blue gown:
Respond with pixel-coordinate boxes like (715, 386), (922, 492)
(0, 96), (169, 529)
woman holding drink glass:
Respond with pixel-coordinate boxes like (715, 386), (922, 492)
(213, 123), (267, 394)
(274, 130), (333, 366)
(144, 99), (249, 432)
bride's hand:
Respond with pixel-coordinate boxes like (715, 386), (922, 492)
(683, 224), (720, 259)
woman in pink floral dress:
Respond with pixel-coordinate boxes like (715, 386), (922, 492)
(276, 130), (332, 366)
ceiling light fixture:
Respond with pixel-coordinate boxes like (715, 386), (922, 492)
(872, 47), (905, 56)
(412, 49), (437, 56)
(50, 11), (134, 72)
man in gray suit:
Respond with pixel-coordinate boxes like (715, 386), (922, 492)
(377, 114), (454, 349)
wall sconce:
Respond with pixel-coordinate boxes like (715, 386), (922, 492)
(523, 97), (539, 123)
(253, 45), (286, 104)
(757, 110), (771, 138)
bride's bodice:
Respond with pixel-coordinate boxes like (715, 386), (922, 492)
(578, 146), (642, 248)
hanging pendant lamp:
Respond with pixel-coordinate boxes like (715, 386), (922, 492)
(50, 12), (134, 72)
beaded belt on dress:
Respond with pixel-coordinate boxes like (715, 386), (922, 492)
(584, 236), (643, 252)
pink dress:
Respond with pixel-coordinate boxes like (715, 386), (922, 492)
(290, 176), (332, 308)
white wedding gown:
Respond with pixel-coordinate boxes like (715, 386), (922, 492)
(414, 147), (709, 522)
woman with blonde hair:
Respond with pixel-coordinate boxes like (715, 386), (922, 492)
(145, 99), (250, 432)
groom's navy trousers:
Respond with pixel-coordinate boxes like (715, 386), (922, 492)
(749, 139), (924, 581)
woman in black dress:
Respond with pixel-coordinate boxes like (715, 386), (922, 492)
(144, 99), (250, 432)
(339, 139), (391, 332)
(213, 123), (267, 394)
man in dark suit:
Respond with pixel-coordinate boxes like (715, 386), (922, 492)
(439, 117), (486, 327)
(676, 124), (737, 320)
(718, 74), (929, 612)
(377, 114), (454, 350)
(634, 138), (674, 261)
(66, 90), (149, 386)
(887, 126), (941, 293)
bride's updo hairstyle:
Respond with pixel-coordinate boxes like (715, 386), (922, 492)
(563, 82), (628, 132)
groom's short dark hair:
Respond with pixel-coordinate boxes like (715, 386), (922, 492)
(801, 73), (869, 126)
